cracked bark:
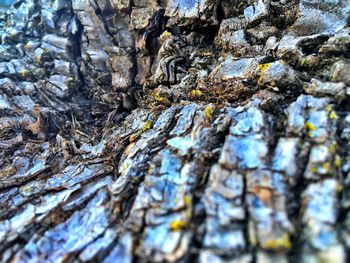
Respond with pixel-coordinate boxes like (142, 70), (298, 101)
(1, 0), (350, 262)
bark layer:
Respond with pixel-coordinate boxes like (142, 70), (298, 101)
(1, 0), (350, 262)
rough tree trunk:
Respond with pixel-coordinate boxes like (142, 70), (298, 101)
(1, 0), (350, 262)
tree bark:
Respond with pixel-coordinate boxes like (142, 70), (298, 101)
(1, 0), (350, 262)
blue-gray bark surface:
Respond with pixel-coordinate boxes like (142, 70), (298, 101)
(1, 0), (350, 262)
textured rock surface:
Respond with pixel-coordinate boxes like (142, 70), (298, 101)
(0, 0), (350, 262)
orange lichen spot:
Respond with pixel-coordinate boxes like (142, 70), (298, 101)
(169, 220), (187, 231)
(129, 133), (139, 142)
(252, 186), (273, 206)
(26, 120), (42, 134)
(262, 233), (292, 251)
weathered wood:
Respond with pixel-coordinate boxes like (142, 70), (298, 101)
(1, 0), (350, 262)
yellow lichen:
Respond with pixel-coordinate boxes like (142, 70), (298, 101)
(328, 143), (336, 154)
(310, 166), (318, 173)
(153, 93), (165, 102)
(141, 120), (152, 132)
(20, 184), (34, 194)
(329, 111), (338, 120)
(24, 43), (32, 50)
(169, 220), (187, 231)
(44, 47), (49, 53)
(163, 31), (172, 37)
(334, 155), (342, 168)
(121, 161), (130, 175)
(304, 122), (316, 131)
(304, 122), (317, 136)
(34, 55), (40, 63)
(205, 105), (214, 121)
(160, 31), (172, 41)
(248, 220), (257, 245)
(262, 233), (292, 251)
(191, 89), (203, 97)
(336, 183), (343, 193)
(300, 58), (308, 67)
(326, 104), (332, 112)
(184, 195), (192, 207)
(215, 38), (224, 47)
(258, 63), (272, 72)
(257, 63), (272, 85)
(201, 51), (212, 56)
(322, 162), (330, 171)
(21, 69), (28, 77)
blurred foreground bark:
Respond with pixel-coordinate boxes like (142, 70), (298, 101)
(1, 0), (350, 262)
